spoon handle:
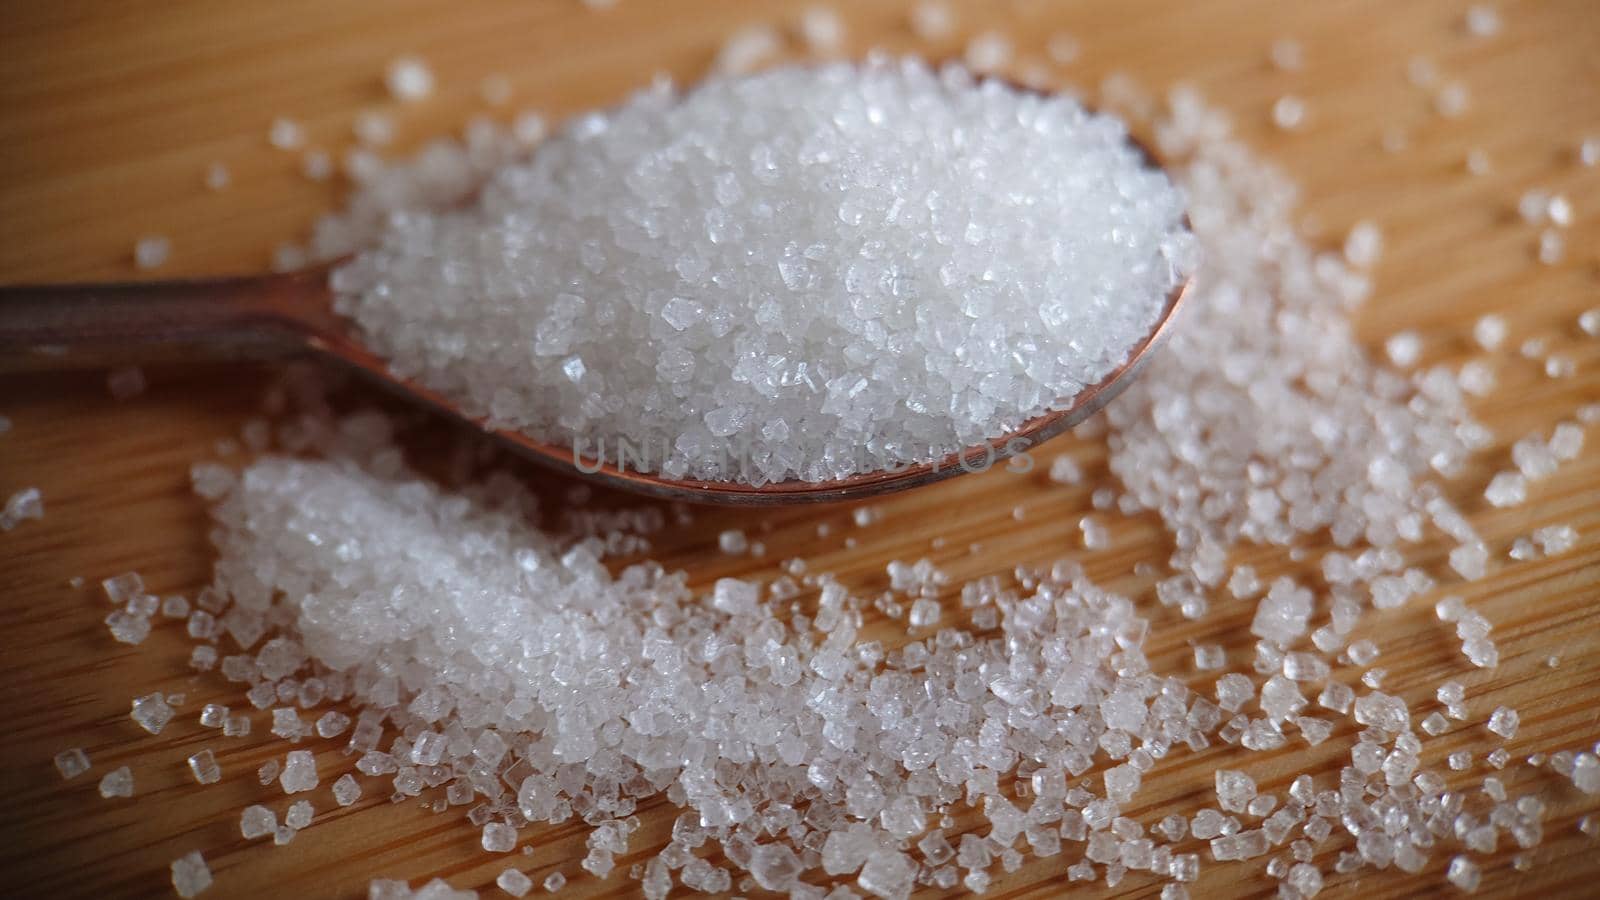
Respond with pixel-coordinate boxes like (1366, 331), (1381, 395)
(0, 269), (333, 370)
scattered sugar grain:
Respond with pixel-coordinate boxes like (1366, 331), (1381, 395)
(98, 766), (133, 798)
(171, 851), (212, 898)
(385, 56), (434, 101)
(797, 6), (845, 54)
(1465, 5), (1502, 37)
(909, 2), (955, 40)
(1, 487), (43, 530)
(54, 748), (90, 780)
(204, 162), (231, 191)
(188, 749), (221, 785)
(1272, 95), (1306, 131)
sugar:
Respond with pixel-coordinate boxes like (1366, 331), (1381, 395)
(483, 821), (517, 852)
(497, 869), (533, 897)
(385, 56), (434, 102)
(133, 236), (170, 270)
(1272, 95), (1307, 131)
(241, 805), (276, 839)
(280, 750), (318, 793)
(54, 747), (90, 780)
(131, 693), (174, 734)
(1533, 524), (1577, 556)
(268, 117), (305, 150)
(714, 25), (781, 75)
(332, 773), (362, 807)
(200, 704), (228, 728)
(286, 799), (314, 829)
(1488, 706), (1519, 739)
(0, 487), (43, 529)
(717, 529), (748, 554)
(203, 161), (230, 191)
(1484, 472), (1526, 507)
(1384, 331), (1419, 367)
(1193, 644), (1226, 671)
(332, 61), (1193, 487)
(1269, 38), (1304, 71)
(1473, 315), (1507, 351)
(1466, 5), (1502, 37)
(171, 851), (212, 898)
(98, 765), (133, 797)
(798, 6), (845, 54)
(907, 598), (941, 629)
(188, 749), (221, 785)
(1216, 770), (1257, 813)
(1447, 855), (1480, 892)
(909, 2), (955, 40)
(542, 873), (566, 893)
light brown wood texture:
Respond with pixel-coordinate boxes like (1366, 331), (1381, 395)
(2, 0), (1598, 897)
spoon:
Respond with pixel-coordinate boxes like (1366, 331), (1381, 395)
(0, 259), (1187, 504)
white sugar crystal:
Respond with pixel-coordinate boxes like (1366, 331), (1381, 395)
(1447, 855), (1480, 892)
(1193, 643), (1226, 671)
(302, 149), (334, 182)
(54, 747), (90, 780)
(497, 869), (533, 898)
(907, 598), (941, 629)
(385, 56), (434, 102)
(1580, 308), (1600, 337)
(286, 799), (314, 829)
(332, 773), (362, 806)
(717, 529), (747, 554)
(964, 31), (1012, 73)
(1344, 221), (1384, 270)
(268, 117), (304, 150)
(1449, 751), (1472, 771)
(714, 25), (781, 75)
(1465, 5), (1501, 37)
(1251, 578), (1312, 646)
(241, 805), (276, 839)
(1550, 423), (1584, 460)
(1384, 331), (1420, 367)
(1533, 524), (1577, 556)
(798, 6), (845, 54)
(1449, 541), (1489, 580)
(188, 749), (221, 785)
(1488, 706), (1519, 739)
(541, 872), (566, 893)
(131, 692), (174, 734)
(1435, 82), (1470, 118)
(1537, 229), (1564, 264)
(315, 711), (351, 738)
(857, 849), (913, 899)
(1473, 315), (1507, 350)
(200, 703), (228, 728)
(1216, 769), (1256, 813)
(204, 161), (231, 191)
(131, 233), (171, 270)
(280, 750), (318, 793)
(909, 1), (955, 40)
(483, 821), (517, 852)
(98, 765), (133, 797)
(1048, 33), (1081, 65)
(1484, 472), (1526, 507)
(1, 487), (43, 529)
(1269, 39), (1304, 71)
(332, 62), (1192, 487)
(354, 111), (396, 147)
(171, 850), (212, 898)
(1272, 95), (1306, 131)
(1048, 455), (1082, 484)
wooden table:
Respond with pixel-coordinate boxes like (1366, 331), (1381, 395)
(2, 1), (1598, 897)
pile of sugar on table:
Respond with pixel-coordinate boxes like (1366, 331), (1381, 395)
(31, 6), (1600, 900)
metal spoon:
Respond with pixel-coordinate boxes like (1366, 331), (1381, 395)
(0, 261), (1188, 504)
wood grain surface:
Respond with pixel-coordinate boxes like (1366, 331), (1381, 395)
(2, 1), (1599, 898)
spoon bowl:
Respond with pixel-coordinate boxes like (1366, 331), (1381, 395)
(0, 262), (1189, 504)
